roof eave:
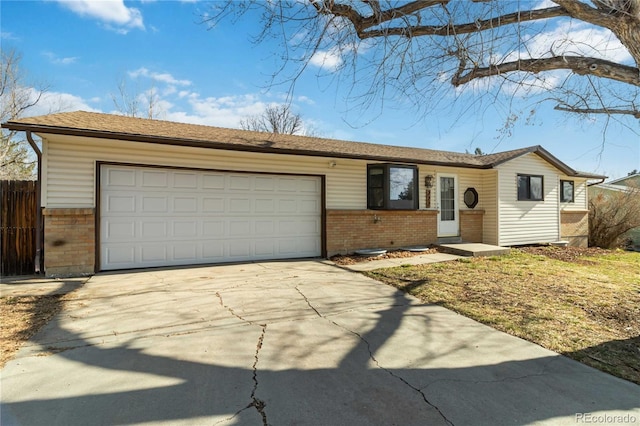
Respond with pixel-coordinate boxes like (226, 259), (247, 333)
(4, 121), (491, 170)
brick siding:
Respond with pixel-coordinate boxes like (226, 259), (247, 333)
(43, 208), (95, 277)
(326, 210), (438, 255)
(460, 210), (484, 243)
(560, 210), (589, 248)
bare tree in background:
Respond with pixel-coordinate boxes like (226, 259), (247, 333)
(0, 49), (47, 180)
(205, 1), (640, 127)
(111, 76), (163, 119)
(240, 104), (310, 135)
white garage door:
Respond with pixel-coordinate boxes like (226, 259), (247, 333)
(100, 165), (322, 271)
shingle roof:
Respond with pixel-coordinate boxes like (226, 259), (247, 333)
(2, 111), (605, 178)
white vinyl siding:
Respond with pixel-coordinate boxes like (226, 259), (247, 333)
(419, 166), (490, 212)
(41, 135), (365, 209)
(497, 153), (560, 246)
(482, 170), (498, 245)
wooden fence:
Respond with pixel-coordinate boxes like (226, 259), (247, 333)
(1, 180), (37, 276)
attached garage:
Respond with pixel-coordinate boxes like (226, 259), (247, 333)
(99, 164), (323, 271)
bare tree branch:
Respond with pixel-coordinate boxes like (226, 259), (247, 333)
(452, 56), (640, 87)
(205, 0), (640, 122)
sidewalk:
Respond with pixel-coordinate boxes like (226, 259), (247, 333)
(340, 252), (463, 272)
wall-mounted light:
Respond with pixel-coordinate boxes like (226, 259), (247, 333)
(424, 175), (434, 188)
(328, 160), (337, 168)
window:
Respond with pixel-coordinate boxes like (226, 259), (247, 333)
(367, 164), (418, 209)
(560, 180), (574, 203)
(517, 174), (544, 201)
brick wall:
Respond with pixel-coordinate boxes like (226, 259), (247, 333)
(326, 210), (438, 255)
(460, 210), (484, 243)
(560, 210), (589, 247)
(43, 208), (95, 277)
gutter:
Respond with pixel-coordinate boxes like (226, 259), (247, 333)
(587, 178), (606, 187)
(2, 122), (492, 170)
(25, 131), (43, 274)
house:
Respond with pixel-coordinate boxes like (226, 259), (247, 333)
(2, 111), (605, 276)
(589, 173), (640, 248)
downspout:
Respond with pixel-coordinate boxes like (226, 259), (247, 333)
(25, 131), (42, 274)
(587, 178), (606, 187)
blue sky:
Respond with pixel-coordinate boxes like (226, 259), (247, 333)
(1, 0), (638, 179)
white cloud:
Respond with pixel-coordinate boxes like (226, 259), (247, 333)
(21, 89), (100, 118)
(42, 51), (78, 65)
(309, 48), (343, 71)
(500, 71), (566, 98)
(1, 32), (19, 41)
(56, 0), (144, 33)
(128, 67), (192, 86)
(502, 22), (632, 64)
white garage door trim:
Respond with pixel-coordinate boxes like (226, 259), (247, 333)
(99, 164), (323, 271)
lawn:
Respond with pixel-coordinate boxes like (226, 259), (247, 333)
(365, 247), (640, 384)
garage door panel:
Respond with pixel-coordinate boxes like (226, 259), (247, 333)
(173, 221), (197, 237)
(229, 240), (251, 257)
(141, 170), (168, 187)
(203, 198), (224, 213)
(173, 244), (197, 261)
(254, 177), (275, 191)
(173, 172), (198, 188)
(202, 173), (225, 189)
(203, 241), (224, 258)
(203, 221), (225, 237)
(104, 246), (135, 265)
(106, 195), (136, 213)
(230, 198), (251, 213)
(106, 169), (136, 187)
(142, 197), (168, 213)
(101, 165), (322, 270)
(229, 175), (251, 190)
(141, 245), (167, 262)
(254, 240), (276, 256)
(173, 197), (198, 212)
(142, 221), (167, 238)
(103, 219), (135, 240)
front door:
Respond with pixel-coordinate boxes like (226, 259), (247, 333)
(437, 174), (459, 237)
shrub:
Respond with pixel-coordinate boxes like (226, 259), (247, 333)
(589, 183), (640, 248)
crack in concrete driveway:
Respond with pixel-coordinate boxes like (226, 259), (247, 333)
(1, 260), (639, 426)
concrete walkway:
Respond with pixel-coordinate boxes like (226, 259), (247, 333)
(343, 252), (463, 271)
(1, 260), (638, 426)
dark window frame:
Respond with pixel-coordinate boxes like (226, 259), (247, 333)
(560, 180), (575, 203)
(517, 174), (544, 201)
(367, 164), (419, 210)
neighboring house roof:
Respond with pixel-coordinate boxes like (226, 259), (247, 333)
(589, 183), (630, 193)
(606, 173), (640, 187)
(2, 111), (605, 178)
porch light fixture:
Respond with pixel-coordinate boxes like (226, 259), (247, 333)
(424, 175), (434, 188)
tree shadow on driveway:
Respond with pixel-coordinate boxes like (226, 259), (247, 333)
(1, 262), (639, 426)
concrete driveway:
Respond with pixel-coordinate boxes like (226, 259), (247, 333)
(1, 260), (639, 426)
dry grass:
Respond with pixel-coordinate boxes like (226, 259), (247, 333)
(0, 294), (72, 368)
(366, 247), (640, 384)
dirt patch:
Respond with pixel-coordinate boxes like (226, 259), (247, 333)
(519, 245), (611, 264)
(330, 247), (439, 265)
(0, 278), (84, 368)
